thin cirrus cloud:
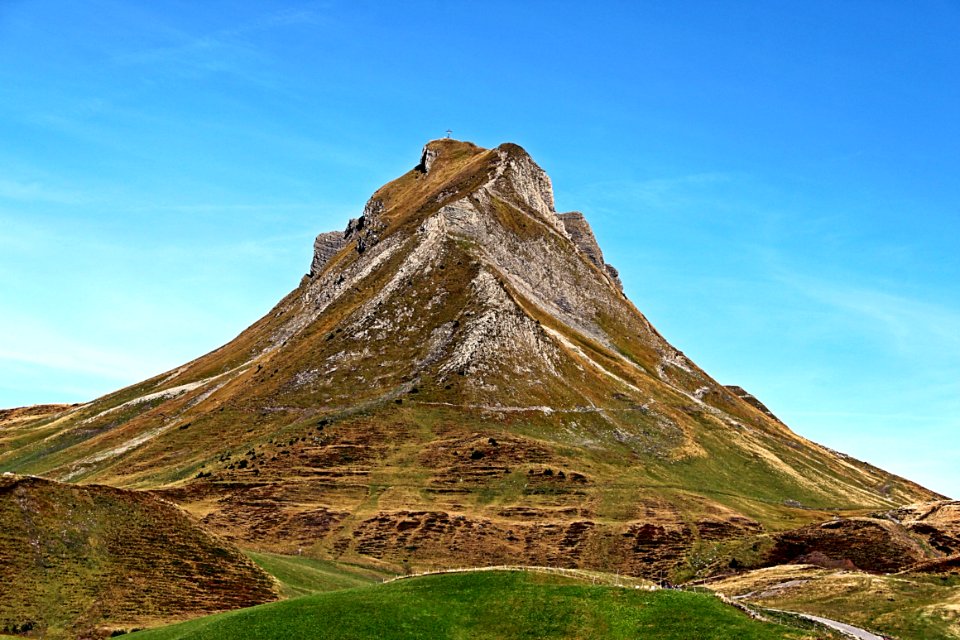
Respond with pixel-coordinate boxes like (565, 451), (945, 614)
(113, 34), (268, 81)
(0, 178), (95, 206)
(109, 6), (329, 81)
(574, 172), (746, 212)
(773, 269), (960, 361)
(0, 315), (157, 382)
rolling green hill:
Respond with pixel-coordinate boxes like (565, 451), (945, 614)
(127, 570), (828, 640)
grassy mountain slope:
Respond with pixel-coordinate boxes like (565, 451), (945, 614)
(0, 139), (942, 580)
(127, 570), (827, 640)
(0, 475), (276, 638)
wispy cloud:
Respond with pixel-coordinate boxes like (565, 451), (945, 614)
(131, 202), (331, 214)
(0, 318), (158, 381)
(112, 5), (330, 84)
(0, 178), (95, 205)
(775, 269), (960, 359)
(578, 172), (744, 211)
(115, 35), (262, 79)
(791, 410), (956, 422)
(0, 208), (319, 268)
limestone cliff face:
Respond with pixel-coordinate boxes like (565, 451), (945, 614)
(557, 211), (623, 291)
(557, 212), (604, 268)
(309, 231), (347, 277)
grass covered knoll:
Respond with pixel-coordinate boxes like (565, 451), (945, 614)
(129, 570), (819, 640)
(0, 475), (277, 639)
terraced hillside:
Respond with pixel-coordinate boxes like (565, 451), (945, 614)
(0, 139), (943, 581)
(0, 474), (276, 638)
(662, 505), (959, 600)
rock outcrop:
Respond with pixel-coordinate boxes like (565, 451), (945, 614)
(765, 517), (929, 573)
(558, 211), (622, 290)
(884, 500), (960, 555)
(725, 385), (784, 424)
(309, 230), (347, 277)
(309, 198), (388, 276)
(418, 143), (440, 173)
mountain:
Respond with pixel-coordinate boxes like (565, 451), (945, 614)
(0, 139), (943, 581)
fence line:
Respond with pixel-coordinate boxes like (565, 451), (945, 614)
(382, 565), (658, 589)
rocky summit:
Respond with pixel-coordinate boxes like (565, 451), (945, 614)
(0, 139), (949, 590)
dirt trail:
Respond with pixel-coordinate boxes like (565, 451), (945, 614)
(768, 608), (887, 640)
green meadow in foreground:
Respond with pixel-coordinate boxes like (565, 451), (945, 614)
(129, 570), (820, 640)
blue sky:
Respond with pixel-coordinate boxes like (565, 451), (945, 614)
(1, 1), (958, 497)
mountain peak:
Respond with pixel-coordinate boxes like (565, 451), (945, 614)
(311, 139), (562, 279)
(416, 138), (483, 174)
(411, 139), (555, 217)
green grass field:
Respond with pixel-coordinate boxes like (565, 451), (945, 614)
(245, 551), (394, 598)
(129, 570), (817, 639)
